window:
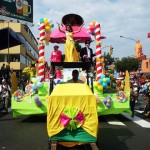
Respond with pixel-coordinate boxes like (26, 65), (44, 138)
(146, 62), (149, 68)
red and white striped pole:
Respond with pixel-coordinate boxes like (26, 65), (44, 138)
(95, 22), (102, 80)
(38, 23), (45, 82)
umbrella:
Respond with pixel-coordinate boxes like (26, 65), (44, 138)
(62, 14), (84, 26)
(50, 26), (91, 43)
(0, 27), (28, 50)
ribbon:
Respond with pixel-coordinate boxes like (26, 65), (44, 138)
(60, 108), (84, 131)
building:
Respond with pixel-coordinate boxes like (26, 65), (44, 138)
(0, 21), (38, 77)
(141, 58), (150, 75)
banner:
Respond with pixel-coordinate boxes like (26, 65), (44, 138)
(0, 0), (33, 23)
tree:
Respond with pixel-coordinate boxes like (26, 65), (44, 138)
(114, 56), (140, 72)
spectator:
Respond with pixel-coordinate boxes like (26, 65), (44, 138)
(67, 69), (84, 83)
(1, 64), (6, 78)
(130, 87), (136, 117)
(144, 98), (150, 118)
(0, 79), (11, 113)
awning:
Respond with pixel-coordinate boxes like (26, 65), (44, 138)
(0, 27), (27, 50)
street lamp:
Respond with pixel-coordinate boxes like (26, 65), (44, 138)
(120, 35), (137, 43)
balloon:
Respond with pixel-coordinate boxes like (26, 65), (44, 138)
(34, 96), (39, 101)
(102, 82), (107, 88)
(37, 76), (42, 82)
(40, 18), (44, 23)
(99, 79), (103, 84)
(33, 79), (37, 84)
(107, 99), (110, 103)
(103, 98), (107, 104)
(97, 85), (103, 91)
(37, 82), (43, 88)
(103, 78), (107, 83)
(106, 103), (111, 108)
(93, 82), (98, 87)
(100, 74), (105, 79)
(51, 24), (54, 28)
(112, 83), (116, 88)
(32, 84), (37, 90)
(106, 78), (110, 83)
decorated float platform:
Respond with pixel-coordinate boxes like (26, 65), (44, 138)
(11, 70), (131, 117)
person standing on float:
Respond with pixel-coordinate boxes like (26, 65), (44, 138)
(56, 23), (82, 62)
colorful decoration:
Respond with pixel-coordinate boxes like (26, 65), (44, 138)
(13, 89), (25, 102)
(25, 84), (35, 95)
(34, 96), (43, 107)
(103, 95), (112, 108)
(99, 74), (110, 88)
(116, 91), (127, 103)
(38, 18), (54, 82)
(87, 21), (102, 80)
(31, 77), (43, 90)
(60, 107), (84, 131)
(135, 40), (142, 58)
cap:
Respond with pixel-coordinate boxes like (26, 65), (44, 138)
(54, 45), (59, 48)
(85, 40), (91, 44)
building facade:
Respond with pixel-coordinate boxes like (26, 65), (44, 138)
(141, 58), (150, 74)
(0, 21), (38, 77)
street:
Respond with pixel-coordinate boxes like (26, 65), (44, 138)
(0, 108), (150, 150)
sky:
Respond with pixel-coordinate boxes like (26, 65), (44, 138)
(31, 0), (150, 64)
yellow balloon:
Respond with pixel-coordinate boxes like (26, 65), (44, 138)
(103, 78), (107, 82)
(44, 18), (48, 23)
(98, 85), (103, 91)
(93, 82), (98, 87)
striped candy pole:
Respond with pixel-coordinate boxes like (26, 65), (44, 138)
(95, 22), (102, 81)
(38, 23), (45, 82)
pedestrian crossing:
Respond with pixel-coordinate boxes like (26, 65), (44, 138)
(99, 112), (150, 129)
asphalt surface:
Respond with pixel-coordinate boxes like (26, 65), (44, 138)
(0, 97), (150, 150)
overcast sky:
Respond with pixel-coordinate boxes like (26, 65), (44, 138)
(31, 0), (150, 64)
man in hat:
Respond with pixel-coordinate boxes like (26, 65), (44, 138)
(80, 40), (95, 63)
(50, 45), (62, 78)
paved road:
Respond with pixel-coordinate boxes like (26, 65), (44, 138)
(0, 108), (150, 150)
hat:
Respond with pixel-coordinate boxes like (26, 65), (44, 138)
(85, 40), (91, 44)
(54, 45), (59, 48)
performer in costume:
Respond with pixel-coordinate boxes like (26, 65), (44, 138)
(80, 40), (95, 63)
(56, 23), (82, 62)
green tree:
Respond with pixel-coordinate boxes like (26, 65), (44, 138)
(114, 56), (140, 72)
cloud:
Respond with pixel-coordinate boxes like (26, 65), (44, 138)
(32, 0), (150, 63)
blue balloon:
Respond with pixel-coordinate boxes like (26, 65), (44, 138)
(99, 79), (103, 84)
(37, 82), (43, 88)
(106, 78), (110, 83)
(100, 74), (105, 79)
(32, 84), (37, 90)
(102, 82), (107, 88)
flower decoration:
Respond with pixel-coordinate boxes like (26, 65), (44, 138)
(60, 107), (84, 131)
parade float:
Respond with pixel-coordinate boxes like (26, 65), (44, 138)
(11, 14), (131, 118)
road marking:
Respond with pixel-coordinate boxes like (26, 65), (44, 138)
(103, 115), (126, 126)
(135, 110), (144, 114)
(121, 112), (150, 128)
